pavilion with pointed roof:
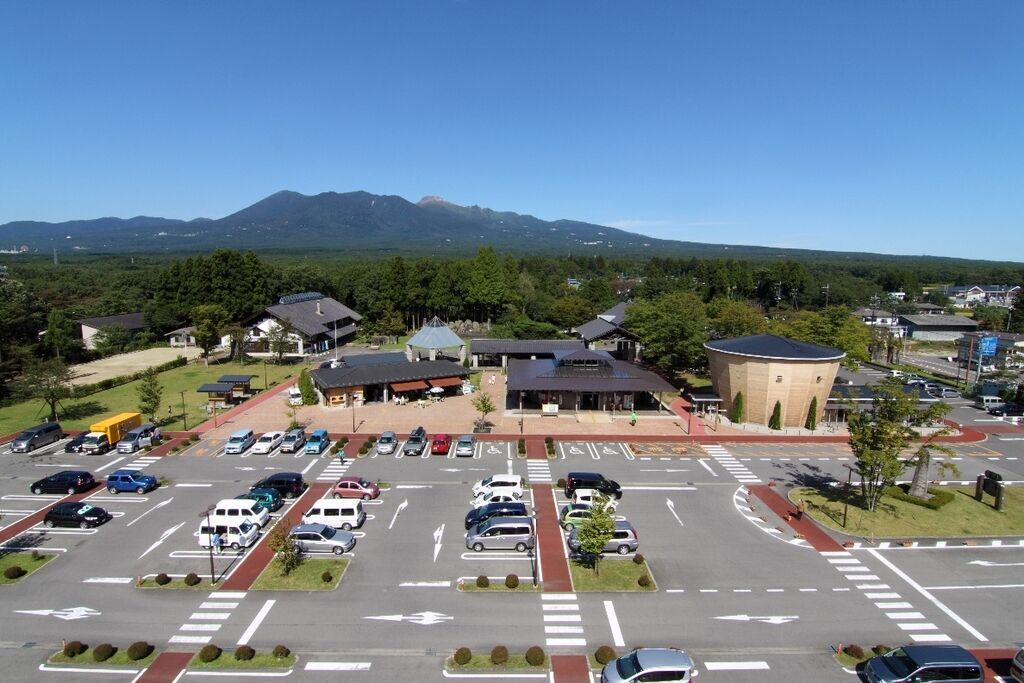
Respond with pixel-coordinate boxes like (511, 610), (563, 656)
(405, 316), (466, 363)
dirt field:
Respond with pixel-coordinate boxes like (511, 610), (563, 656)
(70, 347), (203, 385)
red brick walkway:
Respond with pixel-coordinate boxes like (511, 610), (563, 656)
(527, 438), (573, 592)
(218, 481), (332, 591)
(136, 651), (192, 682)
(192, 377), (299, 434)
(748, 484), (845, 552)
(971, 648), (1018, 683)
(551, 654), (592, 682)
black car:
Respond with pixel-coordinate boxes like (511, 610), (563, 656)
(31, 470), (95, 495)
(464, 501), (528, 530)
(989, 403), (1024, 417)
(402, 426), (427, 456)
(564, 471), (622, 500)
(43, 502), (111, 529)
(64, 433), (88, 454)
(251, 472), (306, 499)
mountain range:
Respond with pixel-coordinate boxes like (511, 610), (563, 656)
(0, 190), (1010, 263)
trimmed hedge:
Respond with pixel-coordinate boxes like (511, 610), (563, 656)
(872, 645), (891, 656)
(321, 571), (333, 583)
(63, 641), (86, 658)
(595, 646), (617, 665)
(4, 565), (26, 580)
(273, 645), (291, 659)
(632, 553), (645, 565)
(476, 575), (489, 588)
(453, 647), (472, 665)
(234, 645), (255, 661)
(843, 644), (865, 659)
(505, 574), (519, 589)
(490, 645), (509, 665)
(127, 641), (152, 661)
(525, 646), (545, 666)
(155, 573), (171, 585)
(184, 572), (200, 586)
(92, 643), (115, 662)
(885, 485), (954, 510)
(198, 644), (222, 663)
(638, 574), (652, 587)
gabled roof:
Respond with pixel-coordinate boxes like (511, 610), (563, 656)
(407, 316), (464, 350)
(704, 334), (845, 361)
(852, 307), (896, 318)
(470, 339), (584, 355)
(597, 302), (629, 324)
(311, 359), (469, 390)
(552, 348), (615, 363)
(218, 375), (256, 384)
(165, 325), (197, 337)
(264, 296), (362, 338)
(898, 314), (978, 328)
(78, 312), (147, 331)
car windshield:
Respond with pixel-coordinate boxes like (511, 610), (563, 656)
(15, 431), (31, 441)
(83, 434), (104, 444)
(380, 435), (394, 443)
(480, 476), (493, 486)
(229, 436), (245, 443)
(321, 526), (336, 539)
(76, 505), (94, 515)
(615, 653), (643, 678)
(880, 649), (915, 677)
(357, 478), (371, 487)
(239, 521), (254, 533)
(283, 434), (298, 442)
(310, 434), (324, 442)
(258, 435), (274, 442)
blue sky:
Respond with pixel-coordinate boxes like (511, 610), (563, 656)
(1, 1), (1021, 261)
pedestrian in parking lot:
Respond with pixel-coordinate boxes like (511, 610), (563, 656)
(211, 531), (222, 554)
(630, 410), (637, 427)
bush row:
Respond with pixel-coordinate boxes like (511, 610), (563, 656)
(474, 574), (523, 589)
(62, 640), (152, 662)
(452, 646), (546, 666)
(885, 485), (954, 510)
(69, 356), (188, 398)
(151, 572), (200, 586)
(198, 644), (291, 663)
(841, 643), (891, 660)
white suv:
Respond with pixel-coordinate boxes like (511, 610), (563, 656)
(472, 474), (523, 499)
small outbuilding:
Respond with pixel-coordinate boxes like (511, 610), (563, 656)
(406, 316), (466, 363)
(898, 314), (979, 341)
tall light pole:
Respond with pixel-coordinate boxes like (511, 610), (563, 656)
(180, 391), (187, 431)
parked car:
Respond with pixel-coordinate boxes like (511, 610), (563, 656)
(465, 516), (535, 552)
(1010, 646), (1024, 683)
(252, 431), (285, 454)
(289, 523), (356, 555)
(376, 431), (398, 455)
(106, 469), (158, 494)
(472, 474), (524, 498)
(864, 644), (982, 683)
(224, 428), (256, 455)
(198, 519), (259, 550)
(568, 519), (638, 555)
(600, 648), (695, 683)
(939, 387), (962, 399)
(564, 471), (622, 500)
(989, 403), (1024, 417)
(43, 502), (111, 529)
(331, 476), (380, 500)
(116, 423), (161, 454)
(304, 428), (331, 455)
(236, 487), (283, 512)
(31, 470), (95, 495)
(471, 491), (522, 508)
(560, 503), (593, 530)
(11, 422), (64, 453)
(464, 501), (528, 530)
(402, 426), (428, 456)
(455, 435), (475, 457)
(431, 433), (452, 455)
(923, 383), (939, 395)
(302, 499), (365, 531)
(210, 498), (271, 529)
(287, 387), (303, 406)
(571, 488), (619, 509)
(251, 472), (306, 499)
(64, 432), (88, 454)
(280, 429), (306, 453)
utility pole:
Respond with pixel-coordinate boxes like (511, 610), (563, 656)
(822, 284), (830, 308)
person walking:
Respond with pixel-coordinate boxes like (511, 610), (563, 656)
(630, 410), (637, 427)
(211, 531), (222, 554)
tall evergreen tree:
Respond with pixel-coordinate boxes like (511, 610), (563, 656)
(136, 368), (164, 422)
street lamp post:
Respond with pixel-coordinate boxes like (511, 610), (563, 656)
(180, 391), (187, 431)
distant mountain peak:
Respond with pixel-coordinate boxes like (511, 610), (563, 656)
(417, 195), (457, 208)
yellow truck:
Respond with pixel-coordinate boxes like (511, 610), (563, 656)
(81, 412), (142, 455)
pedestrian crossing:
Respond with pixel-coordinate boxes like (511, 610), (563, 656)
(702, 445), (761, 483)
(541, 593), (586, 647)
(169, 591), (247, 644)
(317, 456), (352, 483)
(527, 460), (553, 484)
(125, 455), (160, 471)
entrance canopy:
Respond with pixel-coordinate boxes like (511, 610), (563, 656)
(428, 376), (463, 388)
(391, 380), (429, 392)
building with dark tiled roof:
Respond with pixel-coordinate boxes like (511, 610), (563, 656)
(469, 338), (585, 369)
(704, 334), (845, 428)
(77, 312), (149, 350)
(572, 302), (642, 361)
(310, 356), (469, 407)
(246, 292), (361, 358)
(898, 314), (978, 341)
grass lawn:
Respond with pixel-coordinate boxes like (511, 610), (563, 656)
(793, 486), (1024, 537)
(570, 558), (656, 592)
(136, 576), (210, 590)
(677, 372), (712, 390)
(0, 551), (55, 585)
(189, 652), (296, 669)
(49, 647), (158, 668)
(0, 359), (302, 434)
(460, 579), (539, 592)
(251, 557), (348, 591)
(447, 654), (547, 670)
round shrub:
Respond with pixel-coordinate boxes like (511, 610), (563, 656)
(127, 641), (152, 661)
(525, 646), (545, 666)
(272, 645), (291, 659)
(321, 571), (333, 583)
(190, 434), (200, 442)
(556, 478), (566, 489)
(872, 645), (891, 656)
(92, 643), (115, 662)
(63, 641), (86, 658)
(505, 574), (519, 589)
(4, 565), (26, 580)
(31, 549), (42, 561)
(184, 572), (200, 586)
(453, 647), (472, 666)
(595, 645), (617, 665)
(545, 436), (553, 445)
(155, 573), (171, 585)
(632, 553), (645, 565)
(843, 644), (865, 659)
(234, 645), (256, 661)
(637, 574), (652, 588)
(476, 575), (490, 588)
(198, 644), (222, 663)
(490, 645), (509, 665)
(359, 447), (368, 456)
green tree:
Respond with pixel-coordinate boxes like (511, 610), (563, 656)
(0, 276), (45, 372)
(1007, 283), (1024, 333)
(771, 306), (870, 368)
(192, 304), (231, 364)
(298, 368), (317, 405)
(266, 524), (304, 575)
(472, 393), (497, 429)
(549, 295), (597, 330)
(44, 309), (80, 361)
(706, 299), (768, 339)
(267, 319), (297, 363)
(467, 247), (510, 322)
(224, 322), (248, 363)
(93, 325), (131, 356)
(136, 368), (164, 423)
(574, 494), (615, 575)
(805, 396), (818, 431)
(17, 359), (77, 422)
(769, 401), (782, 430)
(730, 392), (745, 423)
(625, 291), (709, 375)
(972, 305), (1009, 332)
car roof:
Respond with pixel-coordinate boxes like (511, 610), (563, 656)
(55, 470), (90, 476)
(110, 469), (144, 476)
(230, 429), (252, 437)
(260, 431), (284, 437)
(52, 501), (87, 511)
(291, 523), (330, 534)
(635, 648), (694, 669)
(901, 644), (979, 666)
(337, 476), (364, 484)
(568, 471), (602, 478)
(458, 435), (474, 441)
(480, 516), (533, 527)
(478, 501), (526, 512)
(614, 520), (634, 531)
(265, 472), (301, 480)
(381, 431), (396, 437)
(310, 428), (328, 435)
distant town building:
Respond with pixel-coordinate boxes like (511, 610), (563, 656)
(77, 312), (149, 350)
(898, 314), (979, 341)
(956, 331), (1024, 368)
(943, 284), (1020, 308)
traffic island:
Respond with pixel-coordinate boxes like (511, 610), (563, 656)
(250, 557), (348, 591)
(48, 641), (158, 668)
(136, 572), (209, 590)
(569, 556), (656, 592)
(0, 550), (55, 585)
(458, 574), (539, 592)
(188, 644), (296, 670)
(446, 646), (549, 671)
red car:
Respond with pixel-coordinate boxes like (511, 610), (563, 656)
(331, 476), (380, 500)
(431, 433), (452, 455)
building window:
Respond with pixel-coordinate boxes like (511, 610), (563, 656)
(776, 376), (783, 383)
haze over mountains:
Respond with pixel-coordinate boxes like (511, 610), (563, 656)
(0, 190), (1014, 264)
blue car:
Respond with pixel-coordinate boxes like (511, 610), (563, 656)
(106, 469), (158, 495)
(305, 429), (330, 455)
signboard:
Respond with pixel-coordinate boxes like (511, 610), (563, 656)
(979, 336), (998, 357)
(541, 403), (559, 415)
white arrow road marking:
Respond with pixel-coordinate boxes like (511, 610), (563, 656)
(126, 497), (174, 527)
(666, 498), (684, 527)
(968, 560), (1024, 567)
(365, 611), (453, 626)
(433, 523), (444, 562)
(15, 606), (100, 621)
(389, 499), (408, 530)
(138, 521), (186, 559)
(716, 614), (799, 625)
(235, 466), (256, 471)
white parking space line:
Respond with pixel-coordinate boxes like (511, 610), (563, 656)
(190, 612), (231, 620)
(200, 601), (239, 609)
(237, 599), (275, 645)
(543, 614), (582, 622)
(603, 601), (625, 647)
(180, 624), (221, 632)
(214, 591), (248, 599)
(704, 662), (770, 671)
(300, 459), (318, 476)
(95, 457), (127, 472)
(305, 662), (372, 671)
(545, 626), (584, 634)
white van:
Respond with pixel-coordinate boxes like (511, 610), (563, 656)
(210, 498), (270, 529)
(302, 498), (366, 531)
(197, 519), (259, 550)
(288, 387), (303, 406)
(977, 395), (1006, 411)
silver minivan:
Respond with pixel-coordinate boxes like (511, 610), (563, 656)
(11, 422), (64, 453)
(466, 516), (535, 552)
(117, 423), (161, 454)
(280, 429), (306, 453)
